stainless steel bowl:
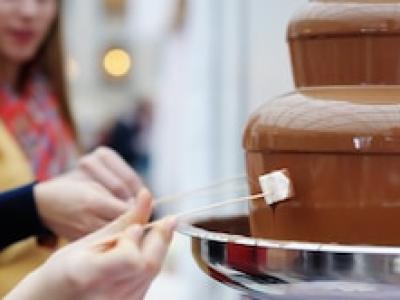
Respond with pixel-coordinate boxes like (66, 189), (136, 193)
(178, 215), (400, 299)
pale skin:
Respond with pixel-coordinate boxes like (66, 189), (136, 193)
(0, 1), (177, 297)
(6, 190), (176, 300)
(0, 0), (145, 239)
(35, 147), (144, 240)
(0, 0), (58, 85)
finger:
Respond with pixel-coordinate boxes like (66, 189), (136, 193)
(96, 147), (143, 197)
(113, 188), (153, 228)
(127, 197), (137, 206)
(88, 188), (152, 240)
(124, 225), (144, 245)
(92, 225), (143, 254)
(112, 277), (150, 300)
(91, 225), (144, 276)
(70, 216), (109, 240)
(85, 216), (109, 234)
(80, 154), (131, 199)
(140, 216), (177, 275)
(92, 196), (129, 221)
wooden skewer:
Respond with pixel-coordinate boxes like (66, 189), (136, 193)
(145, 169), (294, 232)
(154, 175), (247, 206)
(144, 192), (265, 231)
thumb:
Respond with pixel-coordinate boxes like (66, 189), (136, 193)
(92, 195), (129, 221)
(80, 188), (153, 244)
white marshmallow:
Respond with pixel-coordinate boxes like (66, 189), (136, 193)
(258, 170), (293, 206)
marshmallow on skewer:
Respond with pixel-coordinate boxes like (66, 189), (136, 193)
(258, 169), (294, 206)
(143, 170), (295, 231)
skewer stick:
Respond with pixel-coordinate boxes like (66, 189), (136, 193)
(154, 175), (246, 206)
(144, 192), (265, 231)
(145, 169), (295, 232)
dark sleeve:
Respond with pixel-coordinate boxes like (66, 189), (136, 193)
(0, 183), (50, 250)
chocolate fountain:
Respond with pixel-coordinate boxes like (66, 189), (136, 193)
(178, 1), (400, 299)
(246, 0), (400, 246)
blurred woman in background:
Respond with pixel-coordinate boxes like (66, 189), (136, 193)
(0, 0), (142, 294)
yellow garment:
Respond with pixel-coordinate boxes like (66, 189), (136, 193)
(0, 122), (54, 296)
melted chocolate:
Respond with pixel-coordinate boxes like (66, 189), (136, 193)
(288, 1), (400, 87)
(244, 1), (400, 246)
(244, 87), (400, 246)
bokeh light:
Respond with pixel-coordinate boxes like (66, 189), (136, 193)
(103, 48), (132, 77)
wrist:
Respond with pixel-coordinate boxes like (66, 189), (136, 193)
(33, 182), (58, 247)
(36, 262), (78, 299)
(33, 182), (46, 220)
(5, 264), (72, 300)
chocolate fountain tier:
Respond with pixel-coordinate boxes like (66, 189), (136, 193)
(288, 0), (400, 87)
(179, 214), (400, 299)
(243, 86), (400, 246)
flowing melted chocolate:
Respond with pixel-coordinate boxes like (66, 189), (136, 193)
(288, 1), (400, 87)
(289, 35), (400, 87)
(244, 87), (400, 246)
(247, 151), (400, 246)
(244, 1), (400, 246)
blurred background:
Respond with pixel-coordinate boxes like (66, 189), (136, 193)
(64, 0), (307, 298)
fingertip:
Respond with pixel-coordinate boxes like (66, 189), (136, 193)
(154, 216), (177, 242)
(120, 188), (153, 226)
(136, 188), (153, 212)
(132, 175), (144, 194)
(137, 187), (152, 203)
(125, 224), (144, 242)
(139, 223), (173, 274)
(98, 188), (153, 237)
(164, 216), (178, 233)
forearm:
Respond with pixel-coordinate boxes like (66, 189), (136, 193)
(0, 182), (49, 249)
(5, 265), (74, 300)
(5, 269), (46, 300)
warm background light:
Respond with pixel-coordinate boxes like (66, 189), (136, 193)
(67, 57), (80, 81)
(103, 48), (132, 77)
(104, 0), (126, 16)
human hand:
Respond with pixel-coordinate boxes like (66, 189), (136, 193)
(7, 189), (176, 300)
(34, 175), (129, 241)
(69, 147), (143, 200)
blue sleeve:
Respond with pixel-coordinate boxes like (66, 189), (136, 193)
(0, 183), (50, 250)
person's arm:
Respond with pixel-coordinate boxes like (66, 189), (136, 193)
(6, 190), (176, 300)
(0, 182), (50, 250)
(0, 146), (144, 250)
